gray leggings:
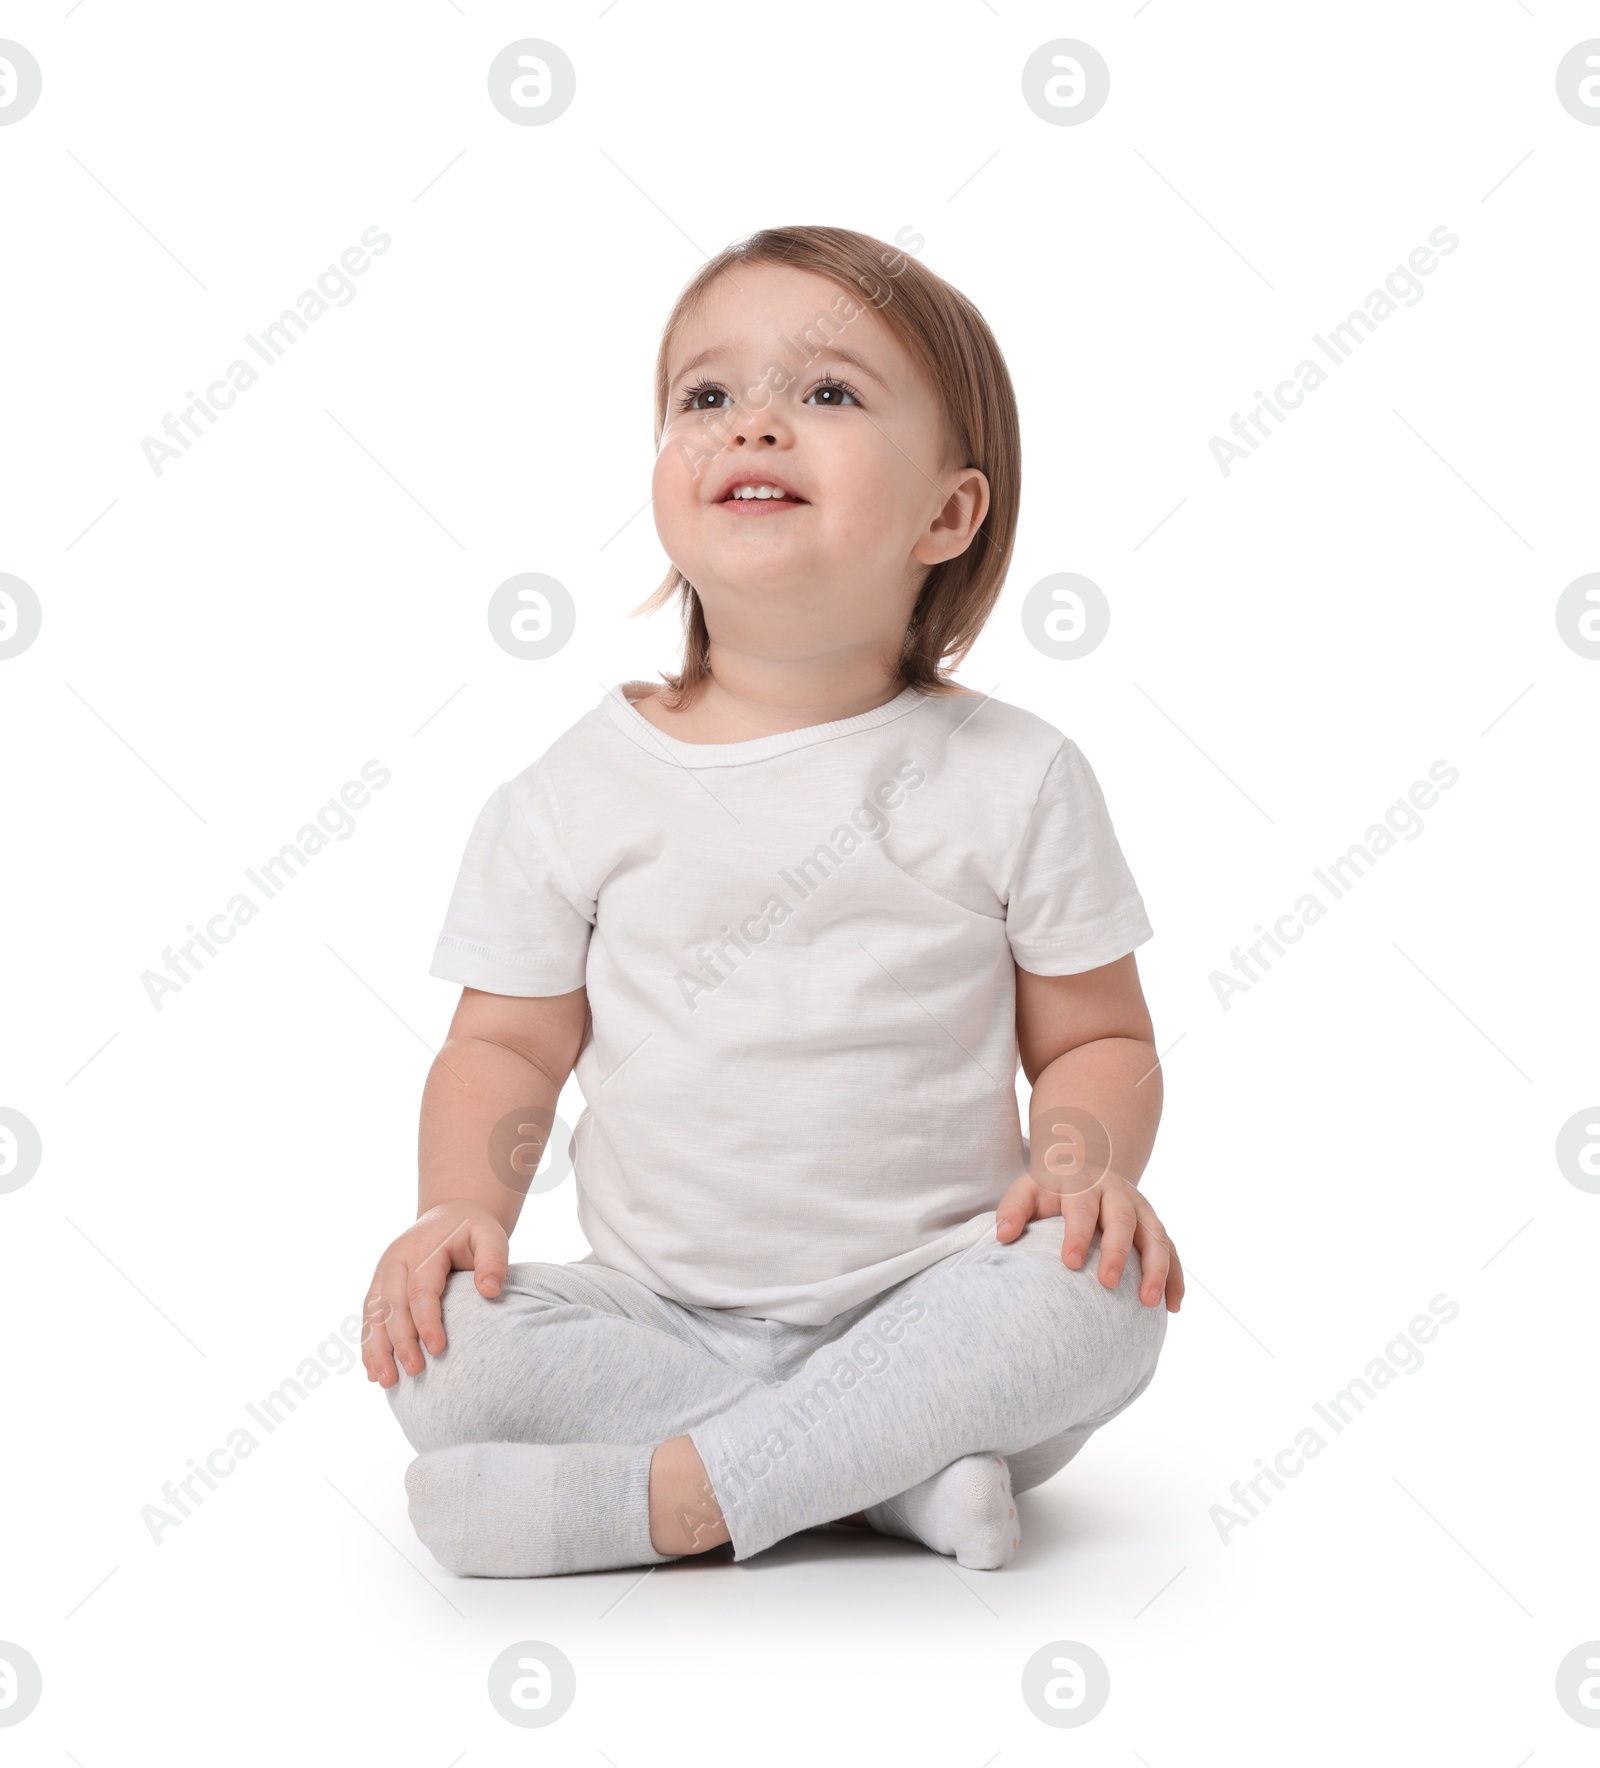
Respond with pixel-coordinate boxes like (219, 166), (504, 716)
(386, 1216), (1167, 1561)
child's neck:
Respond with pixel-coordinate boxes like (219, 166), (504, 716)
(628, 650), (930, 745)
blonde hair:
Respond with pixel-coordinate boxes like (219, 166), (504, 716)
(634, 225), (1021, 705)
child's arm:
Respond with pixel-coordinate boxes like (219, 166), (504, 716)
(361, 984), (589, 1386)
(997, 954), (1183, 1312)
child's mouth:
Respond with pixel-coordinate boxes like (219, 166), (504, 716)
(718, 495), (807, 515)
(716, 476), (808, 513)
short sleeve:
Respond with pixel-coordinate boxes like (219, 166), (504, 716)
(1005, 740), (1154, 976)
(429, 772), (593, 996)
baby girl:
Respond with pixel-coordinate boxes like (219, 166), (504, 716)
(362, 224), (1183, 1577)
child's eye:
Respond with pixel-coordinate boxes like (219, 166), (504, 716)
(806, 376), (862, 408)
(676, 376), (730, 414)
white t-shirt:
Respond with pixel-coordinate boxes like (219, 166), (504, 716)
(430, 684), (1153, 1325)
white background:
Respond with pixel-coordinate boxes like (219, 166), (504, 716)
(2, 2), (1596, 1761)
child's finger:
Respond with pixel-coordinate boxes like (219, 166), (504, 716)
(1095, 1189), (1138, 1288)
(470, 1221), (509, 1296)
(362, 1328), (397, 1387)
(1131, 1214), (1172, 1307)
(1058, 1189), (1100, 1269)
(380, 1264), (426, 1377)
(1162, 1237), (1185, 1312)
(994, 1174), (1041, 1241)
(401, 1214), (473, 1353)
(408, 1267), (448, 1357)
(1131, 1196), (1183, 1310)
(361, 1288), (399, 1385)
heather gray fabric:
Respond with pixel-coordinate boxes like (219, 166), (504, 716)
(387, 1215), (1165, 1570)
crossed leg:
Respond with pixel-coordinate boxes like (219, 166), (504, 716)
(386, 1218), (1166, 1575)
(386, 1257), (772, 1575)
(684, 1217), (1165, 1560)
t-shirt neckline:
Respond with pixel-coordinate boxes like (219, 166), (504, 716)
(600, 682), (928, 768)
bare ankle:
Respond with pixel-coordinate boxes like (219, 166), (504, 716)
(648, 1435), (730, 1556)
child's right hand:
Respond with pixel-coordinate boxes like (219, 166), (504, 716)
(361, 1200), (510, 1387)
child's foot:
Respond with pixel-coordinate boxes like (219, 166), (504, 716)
(862, 1453), (1019, 1570)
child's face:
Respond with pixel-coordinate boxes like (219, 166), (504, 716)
(653, 262), (989, 673)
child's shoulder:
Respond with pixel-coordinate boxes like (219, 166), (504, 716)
(918, 683), (1076, 756)
(483, 689), (639, 807)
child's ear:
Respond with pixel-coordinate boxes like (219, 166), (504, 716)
(914, 468), (990, 565)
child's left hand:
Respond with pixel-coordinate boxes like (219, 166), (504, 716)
(994, 1170), (1183, 1312)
